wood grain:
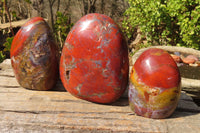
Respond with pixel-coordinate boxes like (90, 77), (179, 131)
(0, 59), (200, 132)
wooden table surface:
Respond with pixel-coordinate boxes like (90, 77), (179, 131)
(0, 59), (200, 133)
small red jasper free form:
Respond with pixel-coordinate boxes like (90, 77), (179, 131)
(60, 13), (129, 103)
(129, 48), (181, 119)
(10, 17), (59, 90)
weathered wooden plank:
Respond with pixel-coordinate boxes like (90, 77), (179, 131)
(0, 19), (29, 30)
(0, 18), (48, 30)
(0, 59), (200, 132)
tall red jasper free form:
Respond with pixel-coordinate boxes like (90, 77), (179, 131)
(129, 48), (181, 119)
(10, 17), (59, 91)
(60, 13), (129, 103)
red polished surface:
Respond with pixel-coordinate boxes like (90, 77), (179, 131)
(10, 17), (59, 90)
(10, 17), (45, 57)
(60, 13), (129, 103)
(129, 48), (181, 118)
(134, 48), (180, 89)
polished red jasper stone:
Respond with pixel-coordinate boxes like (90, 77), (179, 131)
(10, 17), (59, 91)
(60, 13), (129, 103)
(129, 48), (181, 118)
(134, 48), (180, 89)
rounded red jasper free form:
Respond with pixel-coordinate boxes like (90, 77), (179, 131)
(10, 17), (59, 91)
(60, 13), (129, 103)
(129, 48), (181, 119)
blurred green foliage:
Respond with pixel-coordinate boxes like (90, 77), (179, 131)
(0, 37), (13, 63)
(54, 11), (74, 50)
(0, 51), (5, 63)
(123, 0), (200, 50)
(3, 36), (13, 52)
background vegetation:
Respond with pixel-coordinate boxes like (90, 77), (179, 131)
(0, 0), (127, 62)
(123, 0), (200, 50)
(0, 0), (200, 63)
